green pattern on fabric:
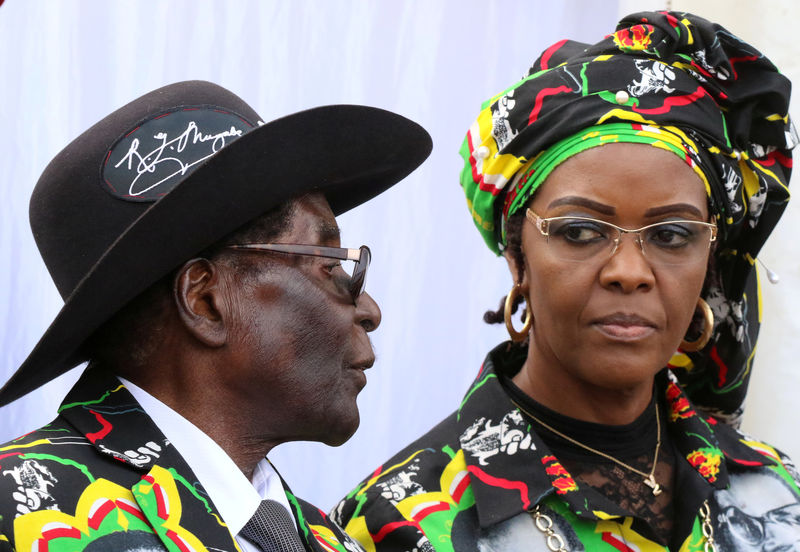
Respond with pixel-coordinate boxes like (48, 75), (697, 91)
(58, 386), (122, 412)
(502, 122), (697, 244)
(21, 453), (95, 483)
(167, 467), (227, 526)
(286, 491), (311, 540)
(417, 481), (476, 552)
(457, 373), (497, 421)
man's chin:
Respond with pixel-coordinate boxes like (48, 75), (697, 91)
(320, 414), (360, 447)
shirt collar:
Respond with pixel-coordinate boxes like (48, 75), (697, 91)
(119, 377), (296, 534)
(455, 342), (769, 529)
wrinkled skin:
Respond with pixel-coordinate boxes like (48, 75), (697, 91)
(218, 193), (381, 448)
(127, 193), (381, 477)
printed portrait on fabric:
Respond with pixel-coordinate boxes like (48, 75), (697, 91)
(476, 509), (585, 552)
(712, 469), (800, 550)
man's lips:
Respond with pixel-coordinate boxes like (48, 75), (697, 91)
(592, 313), (658, 340)
(348, 359), (374, 389)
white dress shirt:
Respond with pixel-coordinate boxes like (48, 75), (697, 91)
(120, 378), (297, 552)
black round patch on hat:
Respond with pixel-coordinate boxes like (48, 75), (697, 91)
(101, 106), (254, 202)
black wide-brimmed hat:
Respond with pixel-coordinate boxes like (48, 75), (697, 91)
(0, 80), (432, 406)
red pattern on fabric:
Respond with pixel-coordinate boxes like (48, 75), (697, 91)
(666, 381), (696, 420)
(633, 87), (710, 115)
(41, 526), (82, 541)
(709, 346), (728, 387)
(756, 150), (793, 168)
(539, 39), (568, 70)
(117, 499), (147, 521)
(166, 529), (191, 552)
(466, 465), (531, 509)
(452, 472), (471, 503)
(0, 451), (23, 469)
(687, 449), (721, 482)
(372, 520), (422, 543)
(542, 456), (578, 494)
(613, 24), (655, 50)
(154, 483), (168, 520)
(729, 55), (760, 80)
(689, 60), (714, 79)
(416, 502), (451, 520)
(467, 130), (503, 197)
(664, 12), (680, 29)
(88, 499), (115, 530)
(528, 86), (573, 124)
(601, 532), (637, 551)
(85, 410), (113, 443)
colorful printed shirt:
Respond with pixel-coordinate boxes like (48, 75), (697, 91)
(332, 342), (800, 551)
(0, 365), (363, 552)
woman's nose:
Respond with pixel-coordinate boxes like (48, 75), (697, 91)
(599, 235), (656, 293)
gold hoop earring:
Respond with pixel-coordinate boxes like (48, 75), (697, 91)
(504, 285), (532, 343)
(680, 297), (714, 352)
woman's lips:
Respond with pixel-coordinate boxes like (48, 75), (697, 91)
(592, 313), (657, 341)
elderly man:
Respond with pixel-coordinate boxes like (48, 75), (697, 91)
(0, 81), (431, 552)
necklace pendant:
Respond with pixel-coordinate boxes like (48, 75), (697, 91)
(644, 474), (662, 496)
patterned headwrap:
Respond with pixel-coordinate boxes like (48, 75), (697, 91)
(459, 11), (795, 423)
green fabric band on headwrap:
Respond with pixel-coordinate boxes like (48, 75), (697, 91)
(500, 122), (709, 245)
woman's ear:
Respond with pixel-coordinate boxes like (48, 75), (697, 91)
(503, 250), (530, 294)
(173, 258), (228, 347)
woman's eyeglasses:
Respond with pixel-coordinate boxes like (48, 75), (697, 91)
(227, 243), (371, 304)
(526, 209), (717, 266)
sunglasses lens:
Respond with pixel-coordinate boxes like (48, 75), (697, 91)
(349, 247), (371, 301)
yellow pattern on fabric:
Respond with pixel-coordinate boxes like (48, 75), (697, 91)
(343, 516), (375, 552)
(309, 523), (348, 552)
(133, 465), (209, 552)
(766, 113), (789, 123)
(466, 198), (493, 231)
(597, 108), (653, 125)
(594, 516), (666, 551)
(357, 450), (428, 497)
(681, 17), (696, 45)
(668, 352), (693, 369)
(748, 158), (791, 197)
(13, 479), (152, 552)
(471, 118), (529, 184)
(0, 439), (53, 451)
(677, 516), (706, 551)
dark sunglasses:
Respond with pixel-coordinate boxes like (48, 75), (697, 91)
(227, 243), (371, 304)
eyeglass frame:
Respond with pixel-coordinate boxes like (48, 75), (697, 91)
(525, 208), (718, 264)
(226, 243), (371, 304)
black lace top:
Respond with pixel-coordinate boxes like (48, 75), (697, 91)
(503, 376), (676, 545)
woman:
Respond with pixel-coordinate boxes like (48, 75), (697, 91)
(333, 11), (799, 551)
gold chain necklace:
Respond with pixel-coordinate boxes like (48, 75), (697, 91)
(511, 399), (663, 496)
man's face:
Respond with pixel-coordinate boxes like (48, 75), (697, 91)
(715, 470), (800, 550)
(220, 193), (381, 446)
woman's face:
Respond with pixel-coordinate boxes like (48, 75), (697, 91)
(518, 142), (710, 398)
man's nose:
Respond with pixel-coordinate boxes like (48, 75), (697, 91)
(355, 291), (381, 332)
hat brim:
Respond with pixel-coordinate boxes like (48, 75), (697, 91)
(1, 104), (432, 406)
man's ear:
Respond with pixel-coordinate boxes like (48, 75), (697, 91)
(173, 258), (228, 347)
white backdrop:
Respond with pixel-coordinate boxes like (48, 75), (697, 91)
(1, 1), (798, 511)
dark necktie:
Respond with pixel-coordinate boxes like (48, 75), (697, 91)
(240, 499), (306, 552)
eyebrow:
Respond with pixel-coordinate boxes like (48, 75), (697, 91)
(547, 196), (615, 215)
(546, 197), (705, 219)
(316, 221), (341, 243)
(644, 203), (705, 218)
